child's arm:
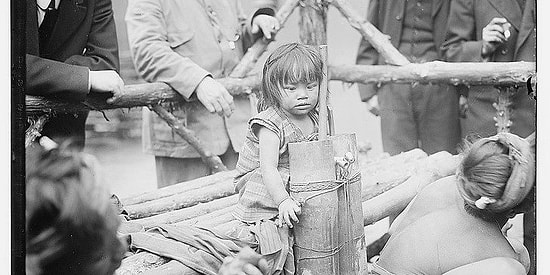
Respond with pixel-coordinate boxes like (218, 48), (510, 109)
(257, 126), (301, 228)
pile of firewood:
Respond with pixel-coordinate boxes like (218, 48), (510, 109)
(116, 149), (459, 274)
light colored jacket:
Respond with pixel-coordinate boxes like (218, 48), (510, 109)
(125, 0), (275, 158)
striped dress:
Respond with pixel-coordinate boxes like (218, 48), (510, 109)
(233, 106), (318, 223)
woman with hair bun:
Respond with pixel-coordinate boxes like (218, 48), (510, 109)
(370, 132), (535, 275)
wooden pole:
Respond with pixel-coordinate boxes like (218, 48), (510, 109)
(229, 0), (300, 78)
(331, 0), (410, 66)
(331, 62), (535, 87)
(125, 175), (235, 219)
(494, 86), (514, 133)
(319, 45), (329, 140)
(121, 170), (237, 206)
(25, 62), (535, 115)
(299, 0), (329, 45)
(149, 104), (228, 173)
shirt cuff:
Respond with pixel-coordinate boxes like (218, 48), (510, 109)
(87, 69), (92, 92)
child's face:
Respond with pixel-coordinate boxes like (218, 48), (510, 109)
(280, 81), (319, 117)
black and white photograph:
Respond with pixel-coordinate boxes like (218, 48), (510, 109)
(10, 0), (544, 274)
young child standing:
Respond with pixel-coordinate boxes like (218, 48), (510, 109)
(233, 43), (324, 229)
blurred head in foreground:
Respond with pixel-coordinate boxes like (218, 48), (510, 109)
(26, 138), (124, 275)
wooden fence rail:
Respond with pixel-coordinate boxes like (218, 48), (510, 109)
(26, 62), (535, 115)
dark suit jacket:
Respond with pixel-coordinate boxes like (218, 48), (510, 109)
(441, 0), (535, 137)
(26, 0), (120, 100)
(26, 0), (119, 147)
(355, 0), (450, 101)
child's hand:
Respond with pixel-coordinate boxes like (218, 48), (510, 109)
(278, 198), (302, 228)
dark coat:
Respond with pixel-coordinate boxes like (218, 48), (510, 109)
(355, 0), (449, 101)
(441, 0), (535, 138)
(26, 0), (120, 147)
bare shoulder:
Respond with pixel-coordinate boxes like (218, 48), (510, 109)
(443, 257), (526, 275)
(414, 175), (459, 209)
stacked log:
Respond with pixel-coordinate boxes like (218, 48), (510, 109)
(116, 149), (460, 274)
(122, 149), (426, 225)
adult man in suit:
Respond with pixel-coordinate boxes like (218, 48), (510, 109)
(126, 0), (279, 187)
(26, 0), (124, 150)
(356, 0), (461, 157)
(441, 0), (535, 273)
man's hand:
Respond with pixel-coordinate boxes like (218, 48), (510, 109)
(89, 70), (125, 104)
(365, 95), (380, 117)
(196, 76), (235, 117)
(251, 14), (280, 40)
(218, 247), (269, 275)
(277, 197), (301, 228)
(481, 18), (511, 58)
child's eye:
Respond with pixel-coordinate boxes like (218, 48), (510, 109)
(307, 83), (318, 89)
(284, 86), (296, 91)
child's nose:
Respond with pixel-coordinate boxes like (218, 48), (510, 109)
(297, 88), (308, 98)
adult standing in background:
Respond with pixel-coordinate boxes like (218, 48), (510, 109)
(441, 0), (535, 273)
(356, 0), (461, 157)
(26, 0), (125, 150)
(126, 0), (279, 187)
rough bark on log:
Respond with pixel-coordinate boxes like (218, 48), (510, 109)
(494, 86), (513, 133)
(331, 62), (536, 87)
(133, 195), (239, 228)
(299, 0), (328, 45)
(122, 171), (237, 206)
(126, 179), (236, 219)
(363, 152), (461, 226)
(331, 0), (410, 66)
(149, 104), (228, 173)
(25, 114), (49, 147)
(25, 62), (535, 115)
(25, 75), (261, 115)
(229, 0), (300, 78)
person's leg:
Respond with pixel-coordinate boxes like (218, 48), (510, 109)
(154, 156), (209, 188)
(378, 84), (418, 156)
(416, 84), (461, 155)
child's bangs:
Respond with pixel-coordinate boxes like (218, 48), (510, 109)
(279, 50), (322, 85)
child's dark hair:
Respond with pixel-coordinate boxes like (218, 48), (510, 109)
(258, 43), (324, 112)
(26, 142), (124, 275)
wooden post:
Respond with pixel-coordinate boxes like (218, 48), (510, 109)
(149, 104), (228, 173)
(493, 86), (514, 133)
(289, 140), (340, 275)
(319, 45), (329, 140)
(331, 134), (368, 274)
(299, 0), (329, 45)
